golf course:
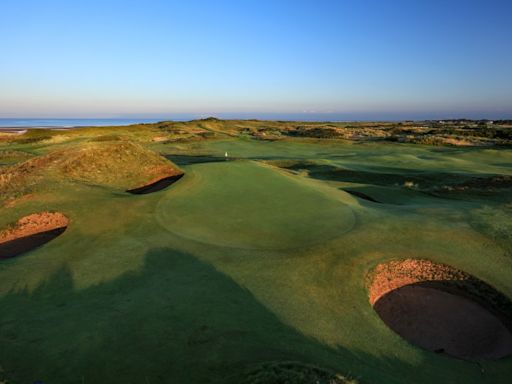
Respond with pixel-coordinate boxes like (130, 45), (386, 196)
(1, 119), (512, 383)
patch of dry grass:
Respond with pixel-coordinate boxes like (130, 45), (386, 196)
(0, 141), (182, 202)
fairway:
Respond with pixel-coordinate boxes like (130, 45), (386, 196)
(1, 127), (512, 384)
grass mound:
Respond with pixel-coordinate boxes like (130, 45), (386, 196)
(241, 362), (357, 384)
(368, 259), (512, 360)
(50, 141), (183, 189)
(0, 141), (183, 200)
(0, 212), (68, 259)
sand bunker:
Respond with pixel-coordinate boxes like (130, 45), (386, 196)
(368, 259), (512, 360)
(343, 189), (380, 203)
(0, 212), (68, 259)
(127, 173), (184, 194)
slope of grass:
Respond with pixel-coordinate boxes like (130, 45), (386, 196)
(0, 141), (182, 202)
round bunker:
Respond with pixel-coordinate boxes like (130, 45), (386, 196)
(368, 259), (512, 361)
(0, 212), (69, 259)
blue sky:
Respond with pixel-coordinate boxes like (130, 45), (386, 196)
(1, 0), (511, 119)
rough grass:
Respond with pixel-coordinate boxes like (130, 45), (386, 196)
(0, 141), (182, 202)
(52, 141), (182, 189)
(7, 118), (511, 148)
(0, 150), (34, 164)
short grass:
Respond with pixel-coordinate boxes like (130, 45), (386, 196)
(156, 160), (355, 250)
(0, 127), (512, 384)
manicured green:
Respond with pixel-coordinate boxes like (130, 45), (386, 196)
(156, 160), (355, 250)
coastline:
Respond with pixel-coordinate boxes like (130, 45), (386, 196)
(0, 128), (28, 134)
(0, 118), (166, 130)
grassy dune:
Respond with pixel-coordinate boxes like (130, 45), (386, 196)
(0, 141), (182, 202)
(0, 121), (511, 383)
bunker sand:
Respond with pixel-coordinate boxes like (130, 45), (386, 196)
(0, 212), (68, 259)
(369, 259), (512, 361)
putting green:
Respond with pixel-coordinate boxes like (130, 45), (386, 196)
(156, 160), (355, 249)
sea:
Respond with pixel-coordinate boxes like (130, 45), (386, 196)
(0, 118), (167, 129)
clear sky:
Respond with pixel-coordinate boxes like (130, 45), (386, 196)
(1, 0), (511, 120)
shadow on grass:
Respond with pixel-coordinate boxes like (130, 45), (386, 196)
(272, 161), (512, 204)
(165, 154), (310, 166)
(0, 249), (495, 384)
(164, 155), (228, 166)
(274, 161), (479, 188)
